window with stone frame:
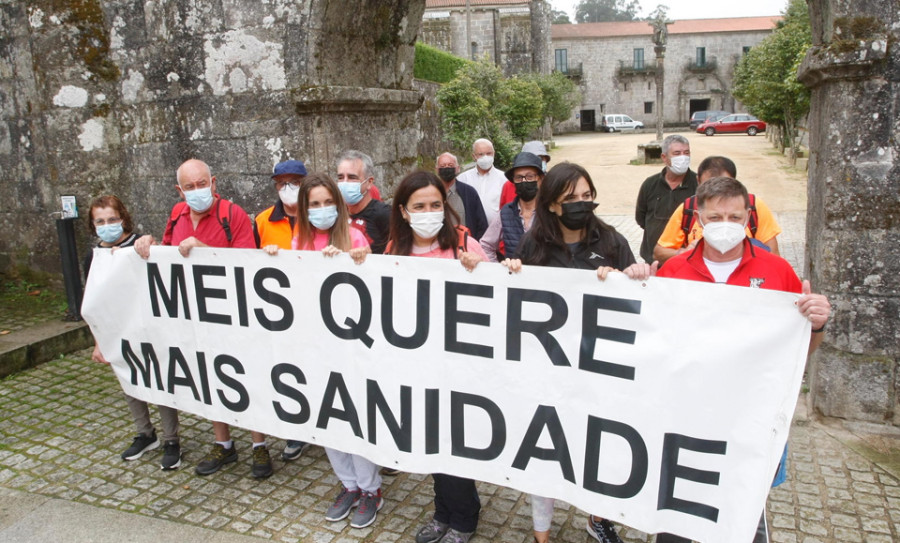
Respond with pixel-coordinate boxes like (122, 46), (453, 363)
(633, 48), (644, 70)
(555, 48), (568, 73)
(696, 47), (707, 67)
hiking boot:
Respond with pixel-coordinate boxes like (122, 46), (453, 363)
(194, 443), (237, 476)
(586, 517), (624, 543)
(325, 487), (360, 521)
(251, 445), (273, 479)
(281, 440), (308, 461)
(160, 440), (181, 470)
(415, 518), (449, 543)
(442, 528), (475, 543)
(121, 430), (159, 460)
(350, 489), (383, 529)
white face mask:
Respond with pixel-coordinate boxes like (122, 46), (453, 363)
(668, 154), (691, 175)
(278, 183), (300, 206)
(701, 219), (746, 254)
(476, 155), (494, 171)
(406, 210), (444, 239)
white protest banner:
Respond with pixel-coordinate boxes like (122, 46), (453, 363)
(82, 247), (810, 542)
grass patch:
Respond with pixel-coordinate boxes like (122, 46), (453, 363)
(0, 278), (68, 318)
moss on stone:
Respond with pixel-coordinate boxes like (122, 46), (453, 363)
(830, 16), (886, 54)
(34, 0), (120, 82)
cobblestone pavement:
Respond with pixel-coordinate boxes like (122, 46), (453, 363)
(2, 351), (899, 543)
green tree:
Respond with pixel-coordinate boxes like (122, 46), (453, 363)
(575, 0), (642, 23)
(436, 73), (493, 152)
(732, 0), (811, 154)
(524, 71), (582, 137)
(551, 8), (572, 24)
(497, 77), (544, 142)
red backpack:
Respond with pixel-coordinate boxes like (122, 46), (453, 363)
(163, 199), (235, 244)
(680, 194), (758, 248)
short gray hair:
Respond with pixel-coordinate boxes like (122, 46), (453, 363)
(472, 138), (493, 152)
(337, 150), (375, 181)
(661, 134), (690, 155)
(437, 152), (458, 165)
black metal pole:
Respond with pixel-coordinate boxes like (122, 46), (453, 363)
(56, 218), (83, 321)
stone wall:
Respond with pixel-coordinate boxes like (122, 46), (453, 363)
(799, 0), (900, 425)
(553, 29), (771, 132)
(0, 0), (426, 275)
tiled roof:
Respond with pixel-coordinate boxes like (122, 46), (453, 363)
(426, 0), (529, 7)
(551, 16), (781, 39)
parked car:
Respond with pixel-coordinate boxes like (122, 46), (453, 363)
(601, 114), (644, 132)
(689, 110), (730, 130)
(697, 114), (767, 136)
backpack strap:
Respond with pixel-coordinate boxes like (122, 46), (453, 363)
(680, 196), (697, 248)
(216, 198), (233, 243)
(747, 193), (758, 238)
(455, 224), (471, 258)
(164, 199), (234, 244)
(163, 202), (188, 243)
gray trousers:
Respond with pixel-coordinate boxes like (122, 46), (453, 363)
(125, 393), (179, 442)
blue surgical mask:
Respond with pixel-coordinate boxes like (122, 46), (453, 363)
(96, 223), (124, 244)
(308, 205), (339, 230)
(338, 181), (365, 205)
(184, 186), (214, 212)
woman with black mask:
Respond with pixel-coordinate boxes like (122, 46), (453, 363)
(509, 161), (651, 543)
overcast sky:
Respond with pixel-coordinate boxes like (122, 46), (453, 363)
(550, 0), (789, 21)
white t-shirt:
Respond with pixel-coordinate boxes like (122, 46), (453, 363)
(703, 256), (742, 283)
(456, 166), (507, 226)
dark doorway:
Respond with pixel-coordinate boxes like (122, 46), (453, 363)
(580, 109), (595, 131)
(689, 99), (710, 118)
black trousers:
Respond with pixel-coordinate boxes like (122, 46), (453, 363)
(432, 473), (481, 533)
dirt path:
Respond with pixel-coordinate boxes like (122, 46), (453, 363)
(547, 131), (808, 216)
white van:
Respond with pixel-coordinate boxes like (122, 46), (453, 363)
(601, 114), (644, 132)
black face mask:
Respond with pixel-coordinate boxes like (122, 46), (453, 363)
(437, 167), (457, 183)
(514, 181), (539, 202)
(558, 200), (598, 230)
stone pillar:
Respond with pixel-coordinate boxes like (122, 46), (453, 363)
(529, 0), (551, 75)
(0, 0), (427, 275)
(798, 0), (900, 425)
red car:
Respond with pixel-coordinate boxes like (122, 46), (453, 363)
(697, 114), (767, 136)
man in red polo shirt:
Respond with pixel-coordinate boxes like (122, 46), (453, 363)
(655, 176), (831, 543)
(134, 159), (274, 479)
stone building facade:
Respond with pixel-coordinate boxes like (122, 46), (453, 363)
(551, 17), (779, 131)
(420, 0), (551, 75)
(0, 0), (426, 274)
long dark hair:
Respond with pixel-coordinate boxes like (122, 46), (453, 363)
(295, 173), (352, 251)
(387, 171), (462, 256)
(521, 162), (617, 265)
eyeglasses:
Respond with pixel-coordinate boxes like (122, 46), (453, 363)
(275, 180), (303, 190)
(513, 174), (540, 182)
(93, 217), (122, 226)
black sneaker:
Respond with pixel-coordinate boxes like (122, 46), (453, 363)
(281, 440), (308, 461)
(586, 517), (624, 543)
(160, 440), (182, 470)
(251, 445), (273, 479)
(121, 430), (159, 460)
(195, 443), (238, 476)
